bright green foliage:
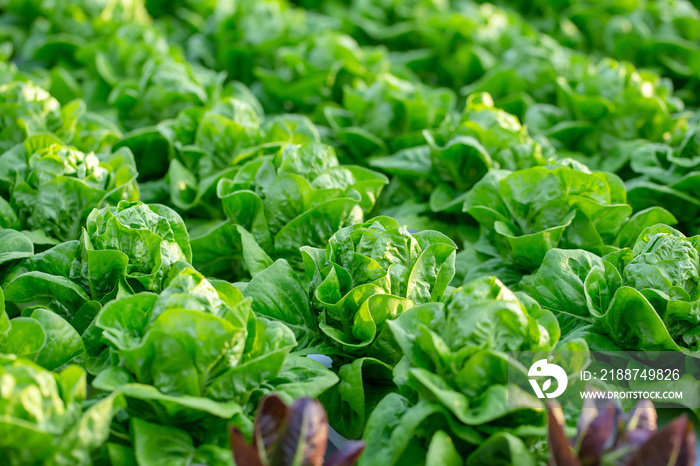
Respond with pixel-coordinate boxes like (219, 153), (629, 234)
(303, 216), (456, 356)
(1, 0), (700, 465)
(493, 0), (700, 105)
(301, 217), (456, 439)
(464, 160), (677, 275)
(79, 200), (192, 292)
(191, 142), (388, 279)
(371, 92), (547, 231)
(92, 265), (337, 459)
(0, 355), (124, 465)
(12, 143), (139, 242)
(3, 201), (192, 314)
(522, 224), (700, 352)
(359, 276), (565, 465)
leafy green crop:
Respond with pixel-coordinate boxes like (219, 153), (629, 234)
(92, 265), (337, 460)
(12, 143), (138, 242)
(192, 142), (388, 279)
(241, 217), (456, 439)
(359, 275), (566, 465)
(490, 0), (700, 106)
(1, 0), (699, 464)
(523, 224), (700, 352)
(303, 217), (456, 354)
(461, 159), (678, 287)
(0, 355), (124, 466)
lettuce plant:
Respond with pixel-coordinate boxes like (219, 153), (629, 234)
(191, 142), (388, 279)
(76, 23), (174, 105)
(77, 200), (191, 293)
(370, 92), (547, 233)
(0, 81), (64, 152)
(114, 86), (267, 200)
(230, 394), (365, 466)
(0, 78), (120, 156)
(11, 143), (138, 242)
(168, 94), (263, 179)
(0, 134), (131, 242)
(302, 216), (457, 356)
(622, 127), (700, 235)
(522, 224), (700, 352)
(359, 275), (567, 465)
(0, 285), (85, 371)
(255, 31), (384, 112)
(249, 26), (456, 157)
(2, 201), (191, 326)
(523, 58), (683, 154)
(548, 388), (696, 466)
(242, 217), (456, 439)
(92, 266), (338, 457)
(109, 57), (224, 130)
(211, 0), (323, 84)
(464, 160), (677, 270)
(0, 355), (124, 466)
(302, 216), (457, 438)
(323, 74), (457, 160)
(159, 92), (322, 218)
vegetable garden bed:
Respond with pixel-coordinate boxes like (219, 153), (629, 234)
(0, 0), (699, 464)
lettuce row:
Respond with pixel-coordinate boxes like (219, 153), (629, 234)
(5, 0), (700, 228)
(195, 0), (687, 167)
(497, 0), (700, 105)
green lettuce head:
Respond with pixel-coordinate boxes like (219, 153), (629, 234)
(3, 201), (192, 323)
(464, 159), (676, 270)
(75, 200), (192, 296)
(0, 81), (62, 152)
(191, 142), (388, 279)
(295, 217), (456, 439)
(609, 224), (700, 349)
(12, 143), (139, 242)
(302, 216), (457, 358)
(92, 266), (337, 449)
(0, 282), (86, 371)
(109, 57), (223, 130)
(622, 224), (700, 300)
(0, 355), (123, 466)
(368, 92), (548, 237)
(522, 224), (700, 352)
(159, 93), (319, 218)
(389, 276), (560, 400)
(358, 276), (564, 466)
(242, 217), (457, 439)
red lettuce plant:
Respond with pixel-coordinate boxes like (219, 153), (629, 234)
(230, 395), (365, 466)
(548, 389), (696, 466)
